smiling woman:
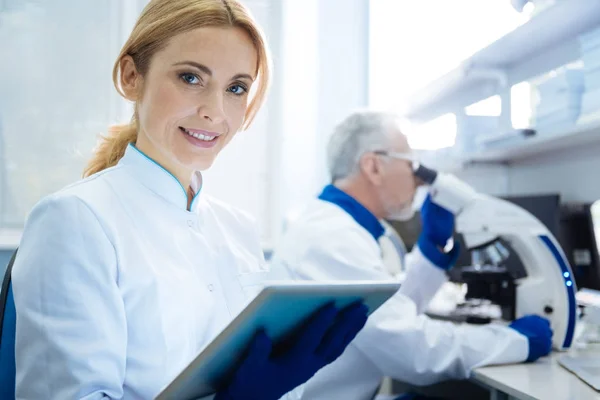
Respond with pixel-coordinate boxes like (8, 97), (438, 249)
(84, 0), (270, 192)
(118, 25), (259, 189)
(9, 1), (368, 399)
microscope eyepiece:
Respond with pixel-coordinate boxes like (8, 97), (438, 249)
(413, 163), (438, 184)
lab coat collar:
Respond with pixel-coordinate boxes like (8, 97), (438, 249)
(318, 184), (385, 241)
(119, 144), (203, 211)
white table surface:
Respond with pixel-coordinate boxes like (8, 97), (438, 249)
(472, 346), (600, 400)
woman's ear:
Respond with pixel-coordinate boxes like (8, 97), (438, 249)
(119, 55), (142, 101)
(359, 152), (385, 186)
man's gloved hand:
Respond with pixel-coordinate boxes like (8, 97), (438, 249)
(417, 194), (459, 270)
(215, 302), (369, 400)
(509, 315), (553, 362)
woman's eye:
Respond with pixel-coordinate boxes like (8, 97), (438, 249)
(228, 84), (248, 96)
(180, 73), (200, 85)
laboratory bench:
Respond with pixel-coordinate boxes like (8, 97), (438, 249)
(471, 346), (600, 400)
(389, 345), (600, 400)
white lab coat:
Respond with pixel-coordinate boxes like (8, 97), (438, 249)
(12, 144), (301, 400)
(270, 198), (529, 400)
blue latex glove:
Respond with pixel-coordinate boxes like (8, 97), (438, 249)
(509, 315), (553, 362)
(417, 194), (459, 270)
(215, 302), (369, 400)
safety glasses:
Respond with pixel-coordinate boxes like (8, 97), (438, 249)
(372, 150), (416, 162)
(372, 150), (421, 171)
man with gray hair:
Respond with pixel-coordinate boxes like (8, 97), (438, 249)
(270, 110), (553, 400)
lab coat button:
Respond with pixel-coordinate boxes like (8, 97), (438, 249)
(187, 220), (193, 227)
(208, 284), (214, 292)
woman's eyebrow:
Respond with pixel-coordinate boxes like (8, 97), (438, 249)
(173, 61), (212, 76)
(232, 73), (254, 81)
(173, 61), (254, 81)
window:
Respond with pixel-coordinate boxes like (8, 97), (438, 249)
(0, 1), (119, 228)
(511, 81), (533, 129)
(369, 0), (528, 149)
(0, 1), (141, 233)
(404, 114), (457, 150)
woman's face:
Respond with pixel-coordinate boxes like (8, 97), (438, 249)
(122, 26), (258, 185)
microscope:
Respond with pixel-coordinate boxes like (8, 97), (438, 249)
(412, 163), (577, 350)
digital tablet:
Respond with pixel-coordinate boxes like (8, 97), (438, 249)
(156, 281), (400, 400)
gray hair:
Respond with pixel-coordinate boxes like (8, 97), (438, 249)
(326, 110), (399, 182)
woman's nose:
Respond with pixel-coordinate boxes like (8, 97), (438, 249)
(199, 89), (226, 125)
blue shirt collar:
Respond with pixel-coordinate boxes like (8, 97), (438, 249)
(118, 143), (203, 211)
(318, 184), (385, 241)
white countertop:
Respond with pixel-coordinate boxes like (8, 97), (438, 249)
(472, 347), (600, 400)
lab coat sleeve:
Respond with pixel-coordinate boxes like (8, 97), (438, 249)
(357, 292), (529, 386)
(277, 233), (529, 386)
(12, 194), (126, 400)
(398, 246), (448, 314)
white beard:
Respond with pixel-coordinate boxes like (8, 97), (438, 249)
(386, 205), (416, 221)
(385, 186), (429, 222)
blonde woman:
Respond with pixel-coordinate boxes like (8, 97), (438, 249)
(11, 1), (368, 399)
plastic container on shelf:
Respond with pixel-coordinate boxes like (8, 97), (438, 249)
(529, 63), (583, 132)
(535, 68), (584, 96)
(580, 86), (600, 118)
(584, 67), (600, 90)
(582, 48), (600, 72)
(579, 26), (600, 54)
(535, 91), (582, 118)
(580, 27), (600, 72)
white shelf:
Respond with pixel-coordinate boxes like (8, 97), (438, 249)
(464, 120), (600, 163)
(405, 0), (600, 121)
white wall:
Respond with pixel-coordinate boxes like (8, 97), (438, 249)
(268, 0), (320, 243)
(417, 150), (511, 196)
(507, 143), (600, 203)
(455, 164), (510, 196)
(266, 0), (370, 247)
(315, 0), (370, 185)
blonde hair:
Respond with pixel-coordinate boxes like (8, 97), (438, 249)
(84, 0), (271, 177)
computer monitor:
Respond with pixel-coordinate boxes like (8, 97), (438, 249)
(586, 201), (600, 290)
(561, 202), (600, 290)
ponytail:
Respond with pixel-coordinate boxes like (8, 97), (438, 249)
(83, 120), (138, 178)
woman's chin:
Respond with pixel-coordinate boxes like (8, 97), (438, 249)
(172, 147), (218, 172)
(187, 156), (216, 172)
